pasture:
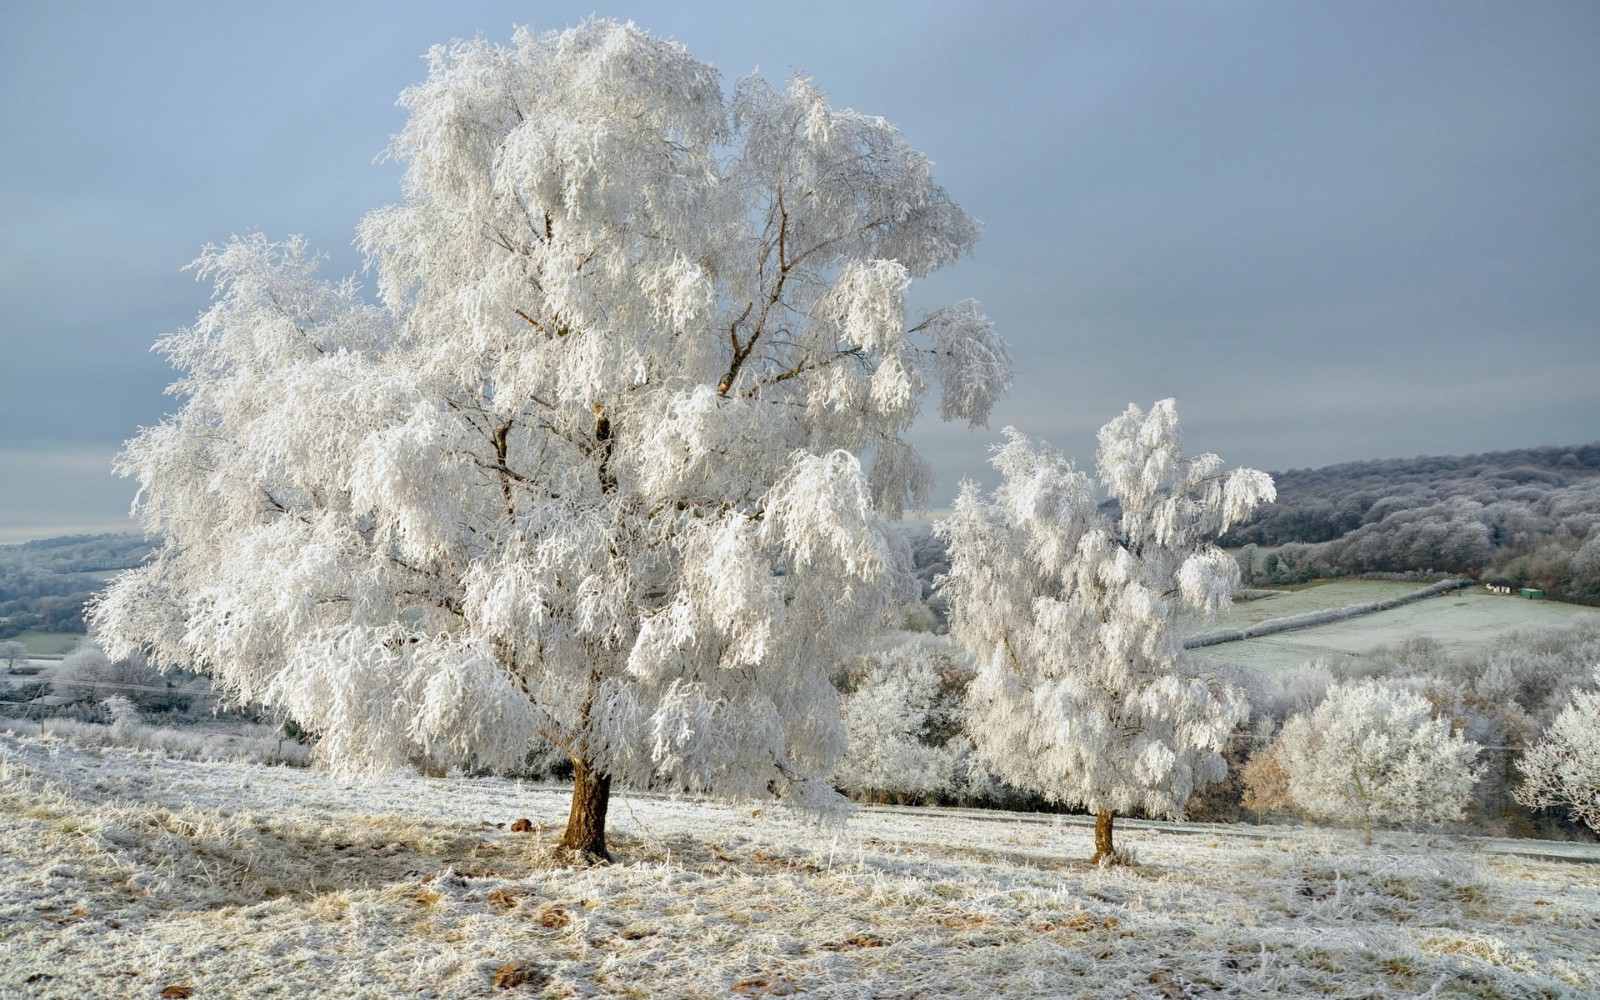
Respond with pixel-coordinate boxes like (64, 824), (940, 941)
(1193, 582), (1600, 674)
(2, 733), (1595, 999)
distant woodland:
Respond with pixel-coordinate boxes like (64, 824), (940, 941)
(1218, 443), (1600, 602)
(0, 534), (157, 637)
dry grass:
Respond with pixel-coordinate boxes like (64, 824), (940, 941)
(2, 733), (1596, 998)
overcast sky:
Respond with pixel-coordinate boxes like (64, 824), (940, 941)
(2, 1), (1597, 542)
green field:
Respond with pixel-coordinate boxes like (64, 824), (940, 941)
(10, 631), (84, 656)
(1187, 580), (1425, 632)
(1195, 582), (1599, 673)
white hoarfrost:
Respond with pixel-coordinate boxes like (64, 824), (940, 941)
(938, 401), (1274, 860)
(833, 634), (973, 804)
(1515, 665), (1600, 832)
(91, 20), (1010, 852)
(1276, 679), (1484, 843)
(6, 732), (1597, 999)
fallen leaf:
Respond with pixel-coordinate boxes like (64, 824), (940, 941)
(510, 818), (534, 833)
(487, 888), (524, 912)
(492, 961), (550, 990)
(822, 933), (887, 951)
(538, 907), (571, 929)
(731, 975), (796, 996)
(161, 988), (195, 999)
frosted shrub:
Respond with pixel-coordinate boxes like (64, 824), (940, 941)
(1515, 665), (1600, 832)
(104, 696), (140, 742)
(940, 402), (1273, 862)
(834, 635), (971, 804)
(54, 645), (182, 712)
(1275, 680), (1482, 844)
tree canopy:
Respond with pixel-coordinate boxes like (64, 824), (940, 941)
(92, 19), (1010, 857)
(1274, 680), (1483, 843)
(1516, 666), (1600, 833)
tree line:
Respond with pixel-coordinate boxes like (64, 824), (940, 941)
(1217, 445), (1600, 601)
(0, 534), (156, 637)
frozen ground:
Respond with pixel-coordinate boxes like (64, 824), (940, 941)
(1195, 585), (1600, 674)
(3, 734), (1596, 998)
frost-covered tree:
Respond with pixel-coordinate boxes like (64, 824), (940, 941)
(833, 634), (970, 804)
(1239, 738), (1296, 822)
(1275, 680), (1483, 844)
(103, 695), (141, 743)
(939, 402), (1273, 862)
(53, 645), (181, 713)
(0, 641), (26, 672)
(1515, 666), (1600, 832)
(91, 20), (1009, 859)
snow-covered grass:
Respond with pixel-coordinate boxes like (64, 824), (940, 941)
(3, 734), (1595, 998)
(0, 714), (311, 767)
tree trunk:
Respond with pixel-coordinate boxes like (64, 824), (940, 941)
(559, 757), (613, 861)
(1093, 809), (1116, 864)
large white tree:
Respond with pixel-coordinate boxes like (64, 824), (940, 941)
(91, 20), (1010, 858)
(1275, 680), (1483, 843)
(938, 402), (1273, 862)
(1515, 666), (1600, 832)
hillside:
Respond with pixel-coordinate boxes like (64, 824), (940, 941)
(3, 734), (1595, 998)
(1218, 443), (1600, 600)
(0, 534), (155, 639)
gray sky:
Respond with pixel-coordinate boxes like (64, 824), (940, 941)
(2, 1), (1597, 542)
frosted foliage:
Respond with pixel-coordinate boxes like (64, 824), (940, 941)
(834, 638), (963, 800)
(1515, 666), (1600, 831)
(938, 403), (1272, 820)
(91, 19), (1009, 813)
(1278, 680), (1483, 838)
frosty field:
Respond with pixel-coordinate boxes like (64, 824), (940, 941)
(3, 734), (1596, 999)
(1193, 583), (1600, 674)
(1195, 582), (1428, 630)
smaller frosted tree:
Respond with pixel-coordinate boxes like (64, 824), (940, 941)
(0, 641), (26, 672)
(1276, 680), (1482, 844)
(1240, 738), (1296, 822)
(939, 400), (1274, 862)
(1515, 666), (1600, 832)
